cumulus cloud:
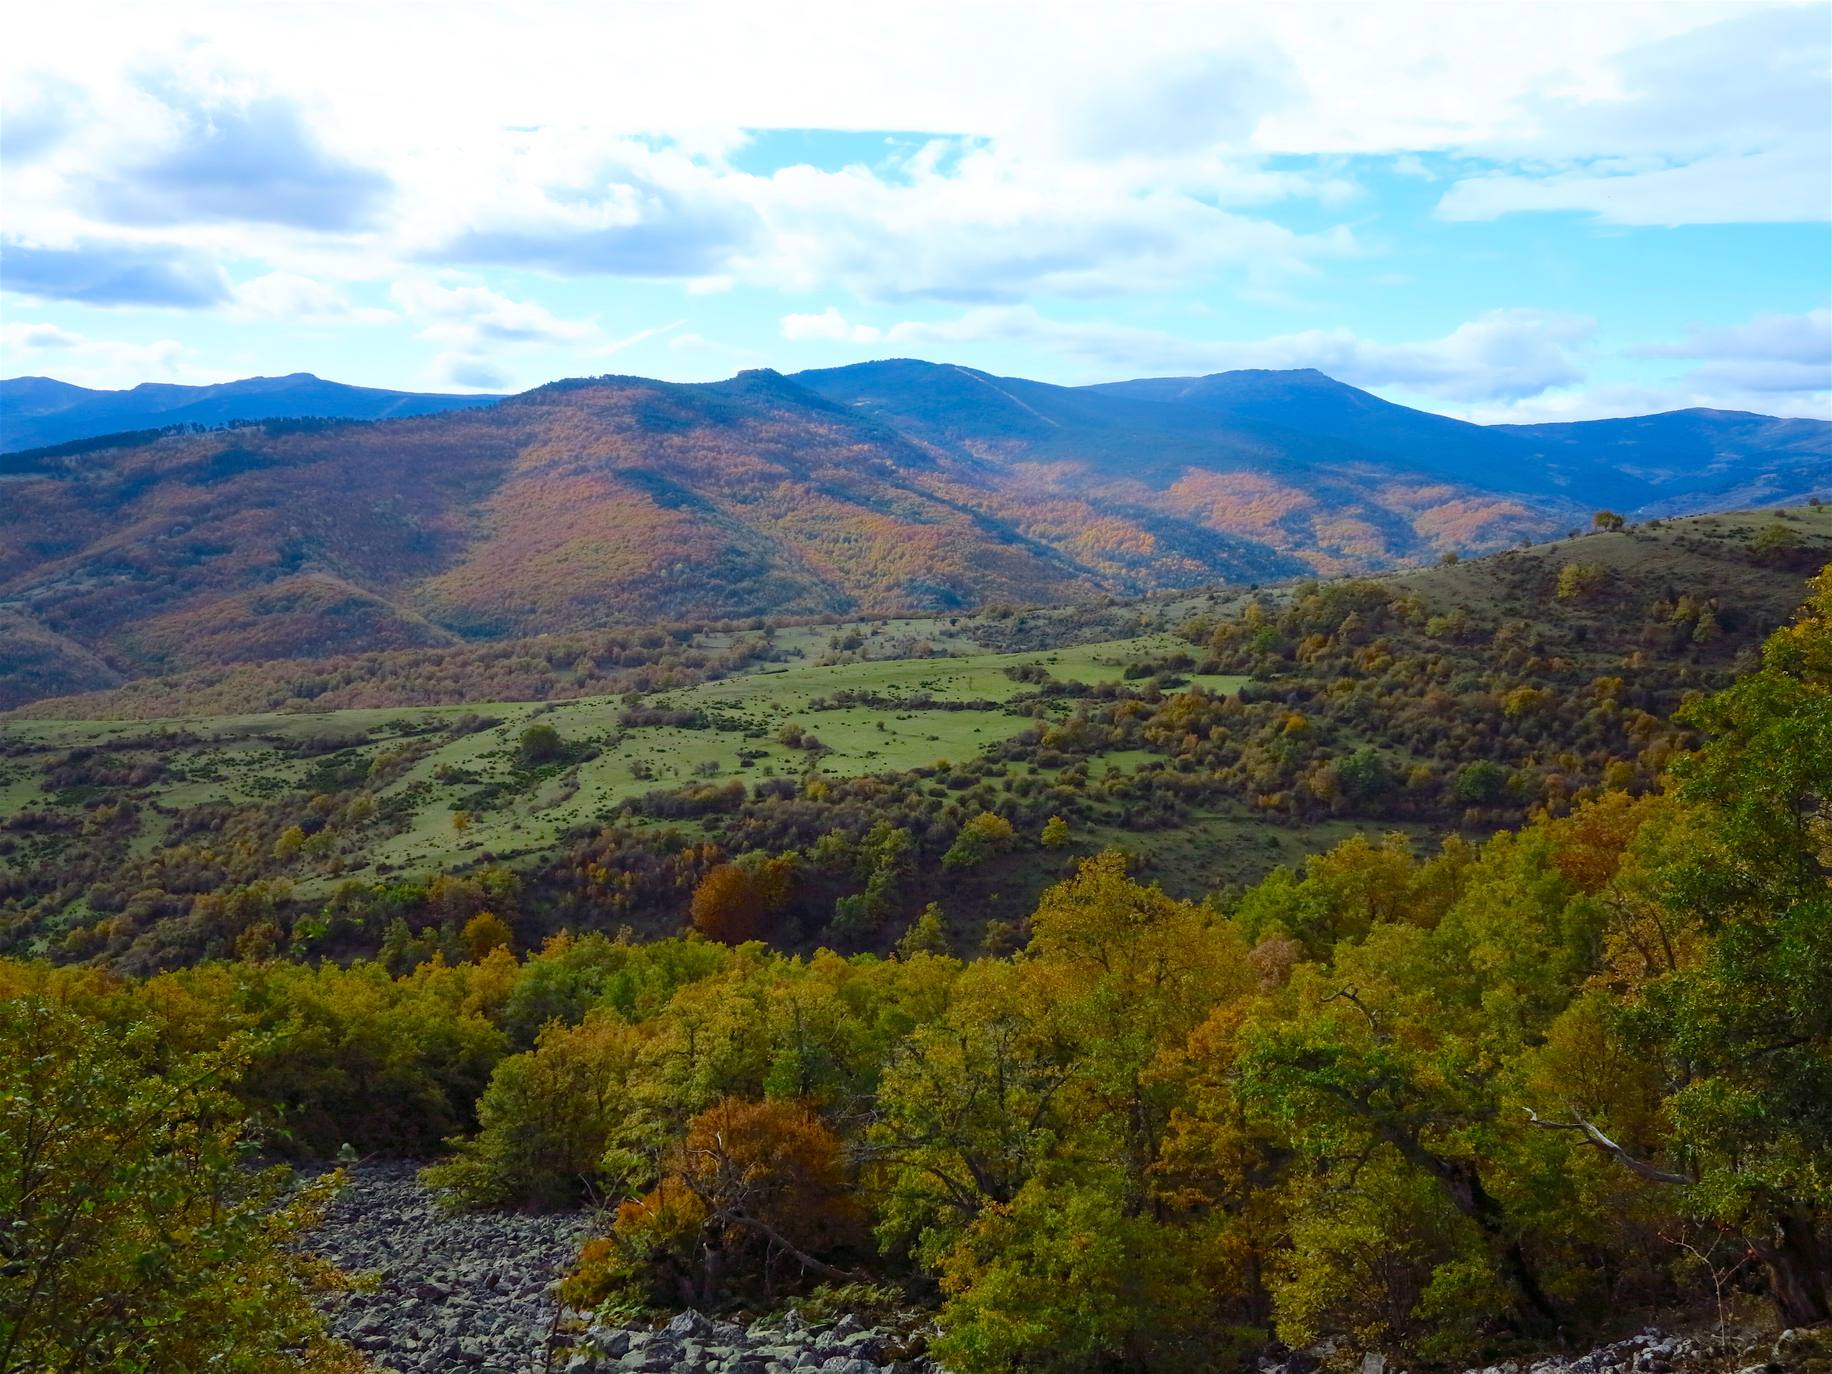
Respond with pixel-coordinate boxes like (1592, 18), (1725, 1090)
(0, 320), (200, 388)
(781, 307), (881, 343)
(1437, 6), (1830, 225)
(233, 272), (395, 324)
(1437, 147), (1830, 227)
(1, 2), (1820, 397)
(407, 130), (1354, 301)
(390, 279), (600, 349)
(432, 165), (758, 279)
(1052, 47), (1297, 161)
(0, 78), (82, 164)
(435, 354), (512, 391)
(388, 278), (619, 393)
(0, 237), (232, 308)
(1632, 309), (1831, 366)
(91, 92), (393, 231)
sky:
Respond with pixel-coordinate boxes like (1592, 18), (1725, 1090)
(1, 0), (1829, 422)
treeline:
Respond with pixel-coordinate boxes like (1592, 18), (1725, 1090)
(4, 570), (1827, 1372)
(13, 623), (781, 719)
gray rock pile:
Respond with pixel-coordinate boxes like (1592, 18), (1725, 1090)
(1260, 1329), (1780, 1374)
(302, 1161), (946, 1374)
(565, 1308), (939, 1373)
(1451, 1330), (1709, 1374)
(304, 1160), (590, 1372)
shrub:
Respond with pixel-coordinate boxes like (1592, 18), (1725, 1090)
(517, 722), (565, 766)
(0, 996), (361, 1373)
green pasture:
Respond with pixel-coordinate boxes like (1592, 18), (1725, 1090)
(0, 632), (1249, 891)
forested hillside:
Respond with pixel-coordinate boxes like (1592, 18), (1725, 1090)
(4, 363), (1824, 710)
(4, 560), (1827, 1372)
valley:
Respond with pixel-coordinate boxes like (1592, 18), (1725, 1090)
(4, 506), (1826, 972)
(3, 362), (1825, 711)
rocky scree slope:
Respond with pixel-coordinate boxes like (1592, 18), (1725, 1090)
(304, 1161), (944, 1374)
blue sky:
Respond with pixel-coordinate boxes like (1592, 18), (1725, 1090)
(2, 1), (1828, 421)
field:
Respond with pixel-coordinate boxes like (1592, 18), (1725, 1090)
(0, 631), (1246, 898)
(5, 505), (1827, 966)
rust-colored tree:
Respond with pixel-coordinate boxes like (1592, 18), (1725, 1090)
(567, 1097), (866, 1310)
(687, 859), (793, 944)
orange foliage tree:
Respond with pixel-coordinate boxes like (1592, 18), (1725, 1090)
(688, 859), (794, 944)
(567, 1096), (864, 1309)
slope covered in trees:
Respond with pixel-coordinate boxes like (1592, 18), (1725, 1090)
(3, 565), (1827, 1370)
(3, 362), (1825, 709)
(2, 509), (1826, 974)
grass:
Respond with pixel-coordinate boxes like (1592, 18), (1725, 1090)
(8, 507), (1819, 911)
(0, 633), (1248, 894)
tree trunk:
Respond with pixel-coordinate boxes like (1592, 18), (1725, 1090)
(699, 1226), (724, 1309)
(1751, 1210), (1832, 1329)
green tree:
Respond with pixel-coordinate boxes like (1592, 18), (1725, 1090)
(898, 903), (950, 957)
(1538, 569), (1832, 1325)
(943, 812), (1018, 869)
(1556, 562), (1609, 601)
(1452, 759), (1508, 805)
(1751, 522), (1803, 556)
(0, 997), (359, 1374)
(517, 722), (565, 765)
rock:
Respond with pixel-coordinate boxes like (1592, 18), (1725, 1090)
(667, 1310), (713, 1339)
(591, 1329), (633, 1359)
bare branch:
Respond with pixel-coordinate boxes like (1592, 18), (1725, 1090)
(1522, 1107), (1694, 1186)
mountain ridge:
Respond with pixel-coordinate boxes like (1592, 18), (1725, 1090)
(1, 359), (1825, 710)
(0, 371), (504, 453)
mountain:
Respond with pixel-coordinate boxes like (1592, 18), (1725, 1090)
(1, 360), (1825, 709)
(1495, 408), (1832, 514)
(0, 372), (503, 453)
(1089, 369), (1831, 511)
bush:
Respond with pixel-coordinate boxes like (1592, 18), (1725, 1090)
(565, 1097), (866, 1310)
(943, 812), (1018, 869)
(422, 1014), (642, 1209)
(517, 722), (565, 766)
(0, 996), (360, 1373)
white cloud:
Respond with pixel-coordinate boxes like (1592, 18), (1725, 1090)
(432, 352), (511, 392)
(0, 320), (202, 388)
(1461, 377), (1832, 424)
(1437, 147), (1830, 227)
(233, 271), (394, 324)
(1435, 6), (1829, 225)
(781, 307), (881, 343)
(0, 1), (1822, 400)
(1632, 308), (1831, 366)
(389, 278), (600, 349)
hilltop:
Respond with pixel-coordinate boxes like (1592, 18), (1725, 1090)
(0, 372), (502, 453)
(1, 361), (1825, 709)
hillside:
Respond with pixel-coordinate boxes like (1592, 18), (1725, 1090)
(4, 507), (1825, 968)
(2, 361), (1825, 710)
(1495, 408), (1832, 514)
(6, 508), (1828, 1372)
(0, 372), (503, 453)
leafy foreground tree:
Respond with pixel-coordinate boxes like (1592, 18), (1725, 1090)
(1535, 565), (1832, 1325)
(0, 995), (360, 1374)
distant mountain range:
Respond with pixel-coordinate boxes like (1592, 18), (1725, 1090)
(1, 359), (1826, 708)
(0, 373), (502, 453)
